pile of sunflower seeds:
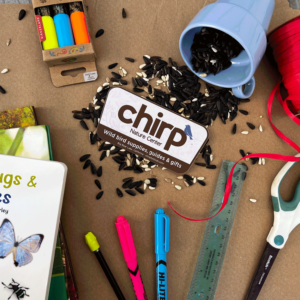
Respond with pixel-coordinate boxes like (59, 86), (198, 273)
(191, 27), (244, 76)
(73, 54), (251, 199)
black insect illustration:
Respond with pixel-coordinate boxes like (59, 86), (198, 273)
(2, 279), (30, 299)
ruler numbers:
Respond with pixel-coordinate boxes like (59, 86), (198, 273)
(187, 161), (246, 300)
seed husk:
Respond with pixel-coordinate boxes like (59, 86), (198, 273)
(241, 131), (249, 135)
(135, 187), (144, 194)
(95, 179), (102, 190)
(206, 165), (217, 169)
(95, 29), (104, 38)
(249, 198), (257, 203)
(197, 177), (205, 180)
(83, 159), (91, 169)
(262, 158), (266, 165)
(97, 166), (102, 177)
(19, 9), (26, 20)
(6, 39), (11, 46)
(116, 188), (123, 197)
(259, 125), (263, 132)
(149, 186), (156, 190)
(232, 124), (237, 134)
(125, 190), (136, 196)
(175, 185), (182, 190)
(184, 181), (190, 187)
(80, 154), (90, 162)
(100, 151), (106, 161)
(80, 120), (89, 130)
(247, 122), (255, 130)
(91, 163), (96, 174)
(108, 63), (118, 69)
(125, 57), (135, 62)
(122, 8), (126, 18)
(0, 86), (6, 94)
(96, 191), (104, 200)
(165, 178), (172, 183)
(239, 110), (249, 115)
(197, 180), (206, 186)
(1, 69), (8, 74)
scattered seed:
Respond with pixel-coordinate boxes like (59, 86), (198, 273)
(210, 154), (213, 161)
(80, 154), (90, 162)
(6, 39), (11, 46)
(80, 120), (89, 130)
(108, 63), (118, 69)
(91, 163), (96, 174)
(100, 151), (106, 161)
(144, 183), (147, 190)
(125, 190), (136, 196)
(83, 159), (91, 169)
(200, 73), (207, 77)
(19, 9), (26, 20)
(133, 87), (144, 93)
(95, 29), (104, 38)
(240, 149), (246, 157)
(96, 191), (104, 200)
(259, 125), (263, 132)
(249, 198), (257, 203)
(206, 165), (217, 169)
(258, 158), (262, 165)
(232, 124), (237, 134)
(165, 178), (172, 183)
(123, 177), (133, 182)
(239, 110), (249, 115)
(175, 185), (182, 190)
(149, 186), (156, 190)
(125, 57), (135, 62)
(177, 176), (183, 179)
(262, 158), (266, 165)
(1, 69), (8, 74)
(97, 166), (102, 177)
(122, 8), (126, 18)
(247, 122), (255, 130)
(95, 179), (102, 190)
(241, 131), (249, 135)
(135, 187), (144, 194)
(184, 181), (190, 187)
(195, 162), (206, 167)
(197, 180), (206, 186)
(112, 72), (122, 79)
(0, 86), (6, 94)
(197, 177), (205, 180)
(116, 188), (123, 197)
(97, 86), (103, 93)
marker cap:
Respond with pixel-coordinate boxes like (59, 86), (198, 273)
(85, 232), (100, 252)
(155, 208), (170, 254)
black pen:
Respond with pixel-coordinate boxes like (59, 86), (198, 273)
(85, 232), (126, 300)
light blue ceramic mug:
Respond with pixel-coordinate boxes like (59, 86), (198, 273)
(179, 0), (275, 98)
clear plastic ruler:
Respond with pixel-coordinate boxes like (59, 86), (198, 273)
(187, 160), (247, 300)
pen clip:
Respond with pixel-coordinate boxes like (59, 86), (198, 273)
(163, 215), (170, 253)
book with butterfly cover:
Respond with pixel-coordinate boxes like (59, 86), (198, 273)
(0, 154), (67, 300)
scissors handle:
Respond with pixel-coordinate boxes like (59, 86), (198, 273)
(267, 154), (300, 249)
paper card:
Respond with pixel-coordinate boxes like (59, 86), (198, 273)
(97, 88), (209, 173)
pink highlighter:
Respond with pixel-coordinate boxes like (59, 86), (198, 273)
(115, 216), (148, 300)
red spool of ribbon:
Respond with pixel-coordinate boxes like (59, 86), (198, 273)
(168, 17), (300, 221)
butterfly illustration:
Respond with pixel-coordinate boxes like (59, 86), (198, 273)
(0, 219), (44, 267)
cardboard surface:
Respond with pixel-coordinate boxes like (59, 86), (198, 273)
(0, 1), (299, 299)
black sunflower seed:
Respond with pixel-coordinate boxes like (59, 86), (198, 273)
(95, 29), (104, 38)
(135, 187), (144, 194)
(125, 57), (135, 62)
(111, 72), (122, 79)
(96, 191), (104, 200)
(242, 172), (247, 181)
(129, 181), (140, 189)
(239, 109), (249, 115)
(100, 151), (106, 161)
(80, 120), (89, 130)
(124, 167), (134, 171)
(80, 154), (90, 162)
(123, 177), (133, 182)
(73, 114), (84, 120)
(240, 149), (246, 157)
(119, 162), (126, 171)
(19, 9), (26, 20)
(83, 159), (91, 169)
(95, 179), (102, 190)
(120, 79), (128, 85)
(232, 124), (237, 134)
(183, 174), (193, 181)
(125, 190), (136, 196)
(122, 8), (126, 18)
(132, 77), (138, 87)
(195, 162), (206, 167)
(98, 142), (105, 151)
(108, 63), (118, 69)
(247, 122), (255, 130)
(97, 166), (102, 177)
(251, 157), (259, 165)
(91, 163), (96, 174)
(197, 180), (206, 186)
(122, 179), (133, 188)
(116, 188), (123, 197)
(133, 88), (144, 93)
(0, 86), (6, 94)
(206, 165), (217, 169)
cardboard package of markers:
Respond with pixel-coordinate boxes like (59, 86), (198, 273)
(32, 0), (97, 87)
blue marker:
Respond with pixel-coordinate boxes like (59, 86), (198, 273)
(155, 208), (170, 300)
(53, 4), (74, 47)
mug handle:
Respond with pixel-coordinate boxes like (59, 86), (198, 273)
(232, 77), (255, 99)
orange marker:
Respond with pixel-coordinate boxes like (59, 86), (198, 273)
(69, 2), (90, 45)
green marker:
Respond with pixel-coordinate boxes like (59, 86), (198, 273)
(85, 232), (126, 300)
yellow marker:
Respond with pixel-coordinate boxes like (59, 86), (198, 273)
(84, 232), (126, 300)
(36, 7), (59, 50)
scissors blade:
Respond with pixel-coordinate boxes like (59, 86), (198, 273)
(245, 243), (280, 300)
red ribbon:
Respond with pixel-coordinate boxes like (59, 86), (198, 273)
(168, 17), (300, 221)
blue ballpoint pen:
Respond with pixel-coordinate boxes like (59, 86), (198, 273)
(155, 208), (170, 300)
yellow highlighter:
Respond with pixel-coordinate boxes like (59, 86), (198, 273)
(36, 7), (59, 50)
